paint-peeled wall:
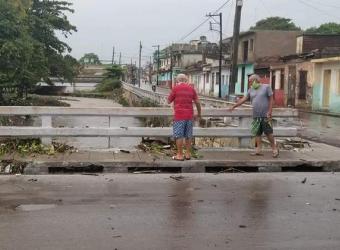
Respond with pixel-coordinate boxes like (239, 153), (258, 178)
(312, 60), (340, 113)
(235, 64), (254, 96)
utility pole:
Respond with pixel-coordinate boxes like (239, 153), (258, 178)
(169, 45), (173, 89)
(119, 52), (122, 65)
(152, 45), (160, 86)
(207, 12), (223, 98)
(149, 56), (152, 84)
(112, 46), (115, 65)
(138, 41), (142, 88)
(229, 0), (243, 96)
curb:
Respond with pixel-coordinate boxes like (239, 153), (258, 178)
(23, 159), (340, 175)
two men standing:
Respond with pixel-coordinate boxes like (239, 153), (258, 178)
(168, 73), (279, 160)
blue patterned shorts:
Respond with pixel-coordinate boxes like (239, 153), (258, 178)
(173, 120), (194, 139)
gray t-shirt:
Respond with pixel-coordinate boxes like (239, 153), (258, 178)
(246, 84), (273, 118)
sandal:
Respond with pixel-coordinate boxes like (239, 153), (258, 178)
(272, 148), (280, 158)
(172, 156), (184, 161)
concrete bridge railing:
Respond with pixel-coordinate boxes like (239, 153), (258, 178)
(0, 107), (299, 148)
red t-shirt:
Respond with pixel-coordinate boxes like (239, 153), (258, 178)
(168, 83), (198, 121)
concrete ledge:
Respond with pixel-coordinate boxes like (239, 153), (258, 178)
(22, 158), (340, 175)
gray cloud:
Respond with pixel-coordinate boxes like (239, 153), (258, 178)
(65, 0), (340, 63)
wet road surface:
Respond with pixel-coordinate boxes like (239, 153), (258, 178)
(0, 173), (339, 250)
(297, 112), (340, 147)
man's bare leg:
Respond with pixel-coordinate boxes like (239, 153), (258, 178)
(266, 134), (277, 150)
(266, 133), (279, 157)
(255, 136), (262, 154)
(185, 138), (192, 159)
(175, 139), (184, 160)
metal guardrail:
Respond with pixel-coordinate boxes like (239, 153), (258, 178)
(121, 82), (252, 108)
(0, 107), (299, 148)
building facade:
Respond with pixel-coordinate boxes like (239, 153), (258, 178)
(227, 30), (302, 96)
(312, 57), (340, 113)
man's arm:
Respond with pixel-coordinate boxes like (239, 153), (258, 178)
(194, 99), (202, 119)
(168, 89), (175, 104)
(267, 95), (273, 118)
(229, 96), (249, 111)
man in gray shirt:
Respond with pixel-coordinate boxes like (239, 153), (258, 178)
(230, 74), (279, 158)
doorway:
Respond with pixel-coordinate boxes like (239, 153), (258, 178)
(299, 71), (307, 100)
(322, 70), (331, 108)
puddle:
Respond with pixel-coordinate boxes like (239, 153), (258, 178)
(16, 204), (57, 212)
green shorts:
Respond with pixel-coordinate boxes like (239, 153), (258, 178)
(251, 118), (273, 136)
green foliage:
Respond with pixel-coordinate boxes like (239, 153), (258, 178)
(104, 65), (124, 79)
(0, 139), (75, 157)
(79, 53), (101, 65)
(305, 22), (340, 35)
(250, 17), (301, 31)
(0, 95), (70, 107)
(95, 79), (122, 92)
(0, 0), (78, 99)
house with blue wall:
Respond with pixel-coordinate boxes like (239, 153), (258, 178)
(312, 57), (340, 114)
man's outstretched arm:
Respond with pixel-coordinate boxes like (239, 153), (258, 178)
(229, 96), (249, 111)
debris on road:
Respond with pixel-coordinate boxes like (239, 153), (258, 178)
(120, 149), (130, 154)
(81, 173), (99, 176)
(170, 175), (186, 181)
(301, 177), (307, 184)
(239, 225), (247, 228)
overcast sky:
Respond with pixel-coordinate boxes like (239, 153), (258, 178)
(65, 0), (340, 64)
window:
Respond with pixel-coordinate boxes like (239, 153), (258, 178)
(212, 73), (215, 85)
(216, 73), (220, 85)
(249, 39), (254, 52)
(222, 75), (225, 85)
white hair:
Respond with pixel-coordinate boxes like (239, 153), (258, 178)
(176, 74), (188, 83)
(249, 74), (261, 82)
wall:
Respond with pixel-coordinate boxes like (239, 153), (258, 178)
(255, 31), (301, 59)
(312, 60), (340, 113)
(180, 54), (203, 68)
(299, 35), (340, 53)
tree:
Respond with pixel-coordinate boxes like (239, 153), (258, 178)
(104, 65), (124, 79)
(28, 0), (78, 83)
(250, 17), (301, 31)
(79, 53), (101, 65)
(305, 22), (340, 35)
(0, 0), (78, 98)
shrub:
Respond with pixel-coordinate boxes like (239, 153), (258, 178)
(95, 79), (122, 93)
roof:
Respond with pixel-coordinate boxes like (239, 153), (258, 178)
(298, 33), (340, 38)
(311, 57), (340, 63)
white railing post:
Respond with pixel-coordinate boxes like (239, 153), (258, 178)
(239, 117), (252, 148)
(41, 115), (52, 145)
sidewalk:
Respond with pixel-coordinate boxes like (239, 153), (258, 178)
(2, 142), (340, 174)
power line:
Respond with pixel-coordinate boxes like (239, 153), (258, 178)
(297, 0), (340, 20)
(177, 0), (233, 42)
(258, 0), (273, 17)
(307, 0), (340, 9)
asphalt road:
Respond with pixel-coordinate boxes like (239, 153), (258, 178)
(0, 173), (339, 250)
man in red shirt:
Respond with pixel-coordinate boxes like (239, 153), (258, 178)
(168, 74), (201, 161)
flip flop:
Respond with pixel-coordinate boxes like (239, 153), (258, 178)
(272, 148), (280, 158)
(172, 156), (184, 161)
